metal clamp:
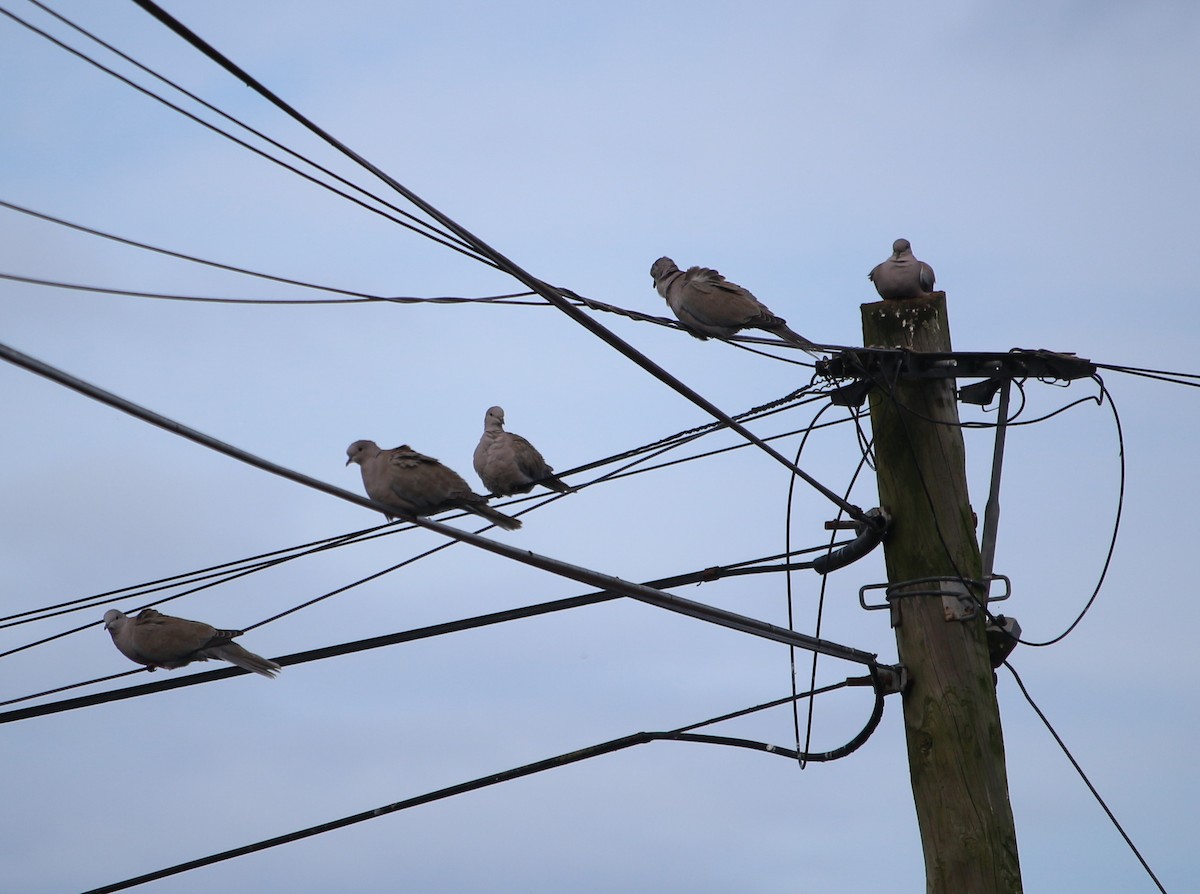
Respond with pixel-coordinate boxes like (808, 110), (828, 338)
(859, 574), (1010, 626)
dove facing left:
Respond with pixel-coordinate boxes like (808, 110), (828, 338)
(650, 256), (820, 356)
(347, 439), (522, 531)
(103, 608), (280, 678)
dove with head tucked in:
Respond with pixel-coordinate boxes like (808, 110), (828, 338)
(103, 608), (280, 678)
(868, 238), (936, 300)
(650, 257), (820, 356)
(346, 439), (522, 531)
(473, 406), (575, 497)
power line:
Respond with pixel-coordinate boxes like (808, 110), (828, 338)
(1003, 662), (1168, 893)
(0, 3), (493, 265)
(0, 198), (400, 299)
(24, 0), (481, 256)
(2, 385), (846, 662)
(0, 271), (545, 306)
(79, 677), (881, 893)
(0, 554), (851, 718)
(1095, 361), (1200, 388)
(128, 0), (870, 523)
(0, 340), (880, 667)
(1019, 376), (1125, 647)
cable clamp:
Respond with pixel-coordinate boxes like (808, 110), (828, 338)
(859, 574), (1011, 626)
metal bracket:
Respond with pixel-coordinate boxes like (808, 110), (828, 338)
(859, 574), (1010, 627)
(846, 663), (908, 695)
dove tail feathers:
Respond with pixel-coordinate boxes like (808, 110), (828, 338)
(539, 476), (577, 494)
(205, 642), (281, 678)
(466, 503), (523, 531)
(773, 325), (823, 358)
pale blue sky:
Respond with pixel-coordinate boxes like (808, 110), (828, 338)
(1, 1), (1197, 891)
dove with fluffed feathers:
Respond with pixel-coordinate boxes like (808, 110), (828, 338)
(103, 608), (280, 678)
(473, 406), (576, 497)
(346, 439), (522, 531)
(650, 257), (821, 356)
(868, 238), (936, 301)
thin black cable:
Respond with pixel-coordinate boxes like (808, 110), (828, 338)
(4, 387), (840, 653)
(0, 4), (493, 266)
(1019, 375), (1124, 646)
(0, 526), (374, 626)
(783, 399), (839, 764)
(0, 545), (850, 712)
(78, 679), (878, 893)
(0, 271), (546, 306)
(1004, 662), (1168, 893)
(1, 341), (881, 666)
(800, 436), (875, 768)
(129, 0), (869, 522)
(0, 527), (370, 660)
(26, 0), (480, 255)
(877, 364), (1125, 649)
(1095, 361), (1200, 388)
(0, 198), (421, 301)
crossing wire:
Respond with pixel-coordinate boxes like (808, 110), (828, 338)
(79, 677), (882, 893)
(127, 0), (871, 524)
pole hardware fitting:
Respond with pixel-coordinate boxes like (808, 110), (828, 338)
(816, 348), (1096, 385)
(859, 574), (1011, 627)
(957, 376), (1005, 406)
(812, 508), (891, 575)
(986, 615), (1021, 669)
(826, 378), (874, 408)
(847, 663), (908, 696)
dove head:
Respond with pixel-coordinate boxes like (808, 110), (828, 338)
(345, 440), (380, 467)
(650, 257), (678, 283)
(103, 609), (126, 631)
(892, 238), (912, 256)
(484, 406), (506, 430)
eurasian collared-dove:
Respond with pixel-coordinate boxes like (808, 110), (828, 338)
(346, 440), (522, 531)
(102, 608), (280, 678)
(473, 406), (576, 497)
(868, 238), (936, 301)
(650, 257), (820, 356)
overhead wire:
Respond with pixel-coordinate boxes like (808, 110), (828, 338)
(1094, 361), (1200, 389)
(0, 271), (544, 306)
(24, 0), (481, 255)
(78, 677), (881, 893)
(1018, 376), (1125, 646)
(126, 0), (870, 523)
(795, 415), (877, 768)
(1, 382), (846, 679)
(1003, 661), (1168, 893)
(1, 390), (837, 628)
(2, 343), (881, 684)
(0, 546), (854, 717)
(0, 3), (493, 266)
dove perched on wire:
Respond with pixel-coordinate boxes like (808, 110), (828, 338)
(650, 257), (821, 356)
(473, 406), (576, 497)
(868, 238), (937, 300)
(346, 440), (522, 531)
(102, 608), (280, 678)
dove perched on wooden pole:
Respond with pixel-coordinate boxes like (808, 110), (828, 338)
(868, 238), (937, 301)
(102, 608), (280, 678)
(473, 406), (576, 497)
(346, 439), (522, 531)
(650, 257), (820, 356)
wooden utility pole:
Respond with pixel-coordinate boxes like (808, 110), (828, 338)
(861, 294), (1022, 894)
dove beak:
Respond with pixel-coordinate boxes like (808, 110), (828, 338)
(345, 457), (352, 466)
